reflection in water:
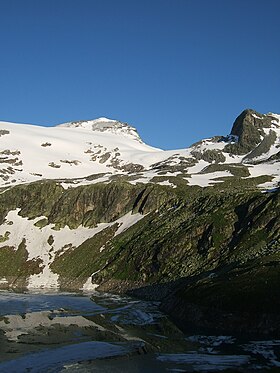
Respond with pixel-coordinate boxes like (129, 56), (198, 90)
(0, 290), (279, 372)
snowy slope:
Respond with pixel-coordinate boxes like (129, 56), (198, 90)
(0, 118), (187, 186)
(0, 111), (280, 189)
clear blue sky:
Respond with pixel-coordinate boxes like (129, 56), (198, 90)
(0, 0), (279, 149)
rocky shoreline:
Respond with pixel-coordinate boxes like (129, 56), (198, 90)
(95, 277), (280, 339)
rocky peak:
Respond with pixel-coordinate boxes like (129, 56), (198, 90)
(225, 109), (277, 155)
(230, 109), (272, 137)
(57, 117), (143, 142)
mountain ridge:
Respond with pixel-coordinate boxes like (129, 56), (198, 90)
(1, 109), (280, 191)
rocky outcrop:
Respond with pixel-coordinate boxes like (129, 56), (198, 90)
(92, 187), (280, 285)
(0, 180), (177, 229)
(224, 109), (276, 155)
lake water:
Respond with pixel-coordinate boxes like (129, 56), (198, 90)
(0, 290), (279, 372)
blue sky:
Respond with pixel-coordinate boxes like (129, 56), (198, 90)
(0, 0), (279, 149)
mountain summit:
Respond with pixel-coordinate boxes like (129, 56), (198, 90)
(227, 109), (280, 155)
(57, 117), (142, 142)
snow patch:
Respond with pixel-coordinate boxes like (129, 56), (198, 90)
(252, 113), (263, 120)
(188, 171), (231, 187)
(81, 276), (99, 292)
(114, 212), (144, 236)
(0, 277), (8, 285)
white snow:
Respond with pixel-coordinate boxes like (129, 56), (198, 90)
(188, 171), (231, 187)
(0, 119), (163, 187)
(81, 275), (100, 292)
(28, 266), (60, 290)
(252, 113), (263, 120)
(248, 163), (280, 190)
(157, 180), (176, 187)
(269, 113), (280, 126)
(114, 212), (144, 236)
(192, 139), (226, 152)
(88, 117), (116, 123)
(57, 117), (118, 129)
(1, 114), (280, 190)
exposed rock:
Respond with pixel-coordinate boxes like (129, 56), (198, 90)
(244, 130), (277, 162)
(191, 149), (226, 163)
(0, 130), (10, 137)
(224, 109), (275, 155)
(48, 162), (61, 168)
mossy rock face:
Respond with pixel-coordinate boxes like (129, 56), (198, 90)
(0, 181), (64, 225)
(51, 225), (119, 290)
(211, 175), (272, 190)
(89, 188), (280, 289)
(200, 163), (250, 177)
(224, 109), (274, 155)
(192, 149), (226, 163)
(0, 180), (178, 229)
(0, 239), (42, 288)
(244, 129), (277, 162)
(178, 260), (280, 313)
(34, 218), (48, 228)
(0, 231), (10, 243)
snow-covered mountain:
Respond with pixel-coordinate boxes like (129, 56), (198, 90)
(1, 109), (280, 191)
(0, 108), (280, 295)
(57, 117), (142, 141)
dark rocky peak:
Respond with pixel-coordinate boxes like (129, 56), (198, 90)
(225, 109), (277, 155)
(230, 109), (272, 137)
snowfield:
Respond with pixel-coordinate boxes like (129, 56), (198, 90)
(0, 114), (280, 189)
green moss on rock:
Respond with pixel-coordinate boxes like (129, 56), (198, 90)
(244, 130), (277, 161)
(34, 218), (48, 228)
(0, 239), (42, 288)
(0, 231), (10, 243)
(51, 225), (119, 289)
(200, 164), (250, 177)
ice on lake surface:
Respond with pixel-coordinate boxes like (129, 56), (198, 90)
(0, 290), (279, 372)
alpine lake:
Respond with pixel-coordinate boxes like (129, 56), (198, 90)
(0, 291), (279, 372)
